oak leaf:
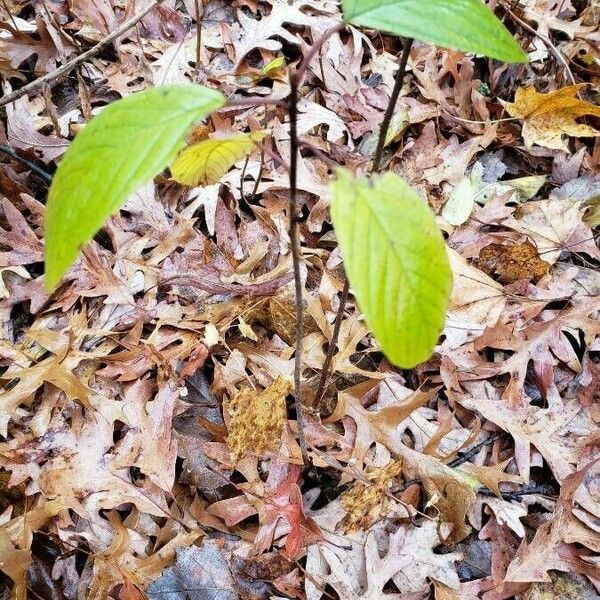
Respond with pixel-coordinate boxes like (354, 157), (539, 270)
(505, 85), (600, 150)
(0, 499), (64, 594)
(461, 458), (523, 497)
(326, 382), (476, 542)
(307, 520), (461, 599)
(505, 468), (593, 583)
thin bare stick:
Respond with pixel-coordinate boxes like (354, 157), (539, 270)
(373, 37), (413, 172)
(0, 0), (164, 109)
(315, 38), (414, 409)
(501, 2), (576, 85)
(251, 149), (265, 197)
(194, 0), (203, 80)
(0, 145), (52, 184)
(288, 72), (310, 468)
(287, 24), (345, 467)
(1, 0), (18, 29)
(294, 23), (345, 86)
(225, 96), (286, 109)
(313, 278), (349, 407)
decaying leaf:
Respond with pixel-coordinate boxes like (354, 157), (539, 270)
(505, 85), (600, 150)
(338, 459), (403, 533)
(477, 241), (550, 284)
(225, 377), (292, 462)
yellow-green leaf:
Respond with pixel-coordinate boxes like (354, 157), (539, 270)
(342, 0), (527, 63)
(45, 84), (225, 292)
(330, 170), (452, 368)
(171, 131), (267, 187)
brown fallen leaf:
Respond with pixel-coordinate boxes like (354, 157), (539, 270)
(505, 84), (600, 150)
(0, 499), (65, 595)
(338, 459), (403, 533)
(477, 241), (550, 284)
(461, 458), (523, 497)
(504, 468), (593, 583)
(225, 377), (292, 462)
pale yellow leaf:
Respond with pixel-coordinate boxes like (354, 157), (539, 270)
(171, 130), (267, 186)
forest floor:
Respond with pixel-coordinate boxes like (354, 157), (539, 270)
(0, 1), (599, 599)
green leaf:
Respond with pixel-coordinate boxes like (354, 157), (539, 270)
(171, 130), (267, 187)
(45, 84), (225, 291)
(342, 0), (527, 63)
(330, 170), (452, 368)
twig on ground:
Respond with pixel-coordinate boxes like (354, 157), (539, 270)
(0, 0), (165, 109)
(448, 431), (504, 468)
(0, 145), (52, 184)
(500, 1), (576, 85)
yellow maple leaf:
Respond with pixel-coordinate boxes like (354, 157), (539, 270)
(224, 377), (292, 462)
(505, 84), (600, 150)
(171, 130), (267, 186)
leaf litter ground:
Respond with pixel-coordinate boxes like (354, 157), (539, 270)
(0, 1), (599, 599)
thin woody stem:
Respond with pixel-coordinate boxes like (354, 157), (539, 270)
(313, 278), (349, 406)
(0, 0), (165, 108)
(373, 37), (413, 172)
(288, 23), (345, 466)
(315, 38), (413, 409)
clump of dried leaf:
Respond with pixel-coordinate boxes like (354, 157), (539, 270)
(224, 376), (292, 462)
(1, 0), (599, 598)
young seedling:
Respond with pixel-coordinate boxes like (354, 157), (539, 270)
(44, 0), (526, 465)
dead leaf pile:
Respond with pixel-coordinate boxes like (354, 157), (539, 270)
(0, 0), (599, 598)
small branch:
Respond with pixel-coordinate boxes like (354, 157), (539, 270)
(312, 278), (349, 408)
(447, 431), (504, 468)
(225, 96), (286, 109)
(287, 24), (345, 467)
(251, 148), (265, 197)
(194, 0), (203, 81)
(372, 37), (413, 172)
(500, 2), (576, 86)
(288, 68), (310, 468)
(293, 23), (345, 87)
(0, 145), (52, 184)
(0, 0), (165, 109)
(496, 483), (557, 501)
(299, 140), (338, 171)
(315, 38), (414, 408)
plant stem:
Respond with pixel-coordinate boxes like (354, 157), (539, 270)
(0, 145), (52, 184)
(287, 23), (345, 467)
(373, 37), (413, 172)
(313, 278), (349, 407)
(315, 38), (413, 409)
(288, 72), (310, 468)
(194, 0), (203, 81)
